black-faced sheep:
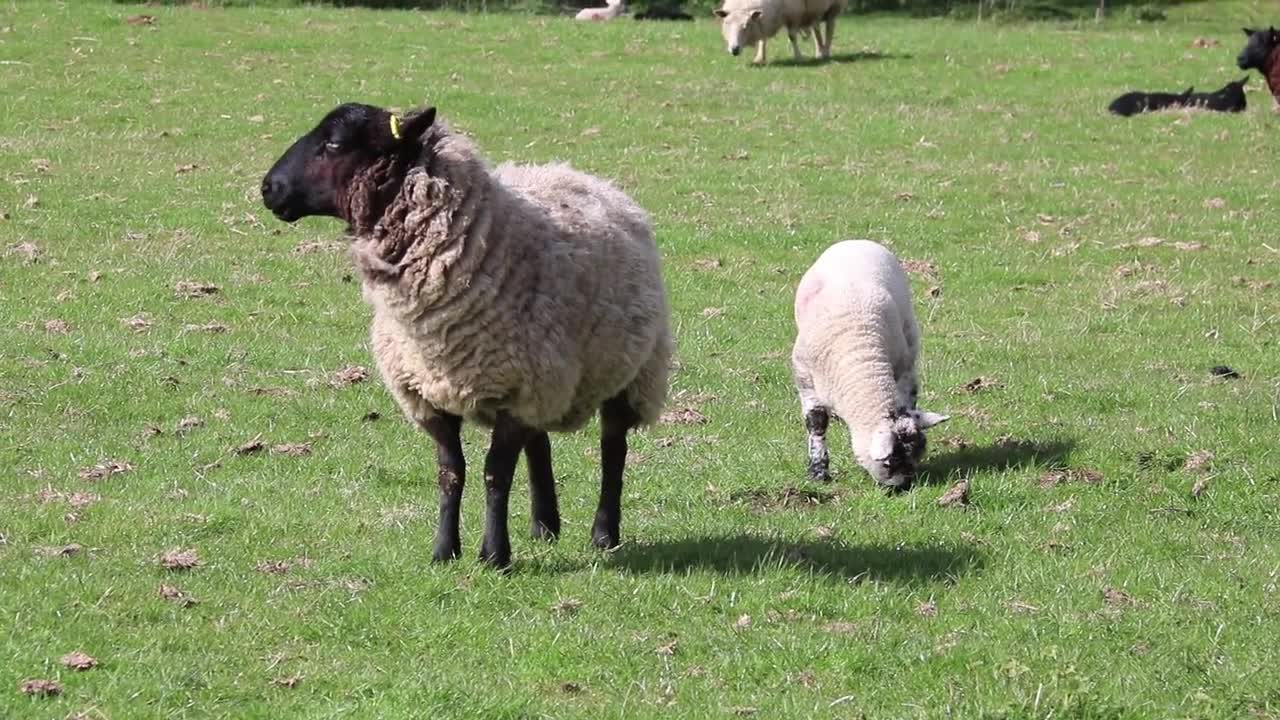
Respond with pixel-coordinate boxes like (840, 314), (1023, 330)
(790, 240), (948, 491)
(1107, 86), (1193, 116)
(1238, 27), (1280, 111)
(261, 103), (672, 569)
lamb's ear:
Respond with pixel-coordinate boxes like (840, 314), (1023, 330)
(1243, 27), (1255, 35)
(713, 8), (727, 17)
(869, 430), (894, 461)
(749, 9), (763, 18)
(397, 107), (437, 143)
(913, 410), (950, 429)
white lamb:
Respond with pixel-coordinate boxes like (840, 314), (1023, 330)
(575, 0), (626, 21)
(790, 240), (948, 490)
(715, 0), (844, 64)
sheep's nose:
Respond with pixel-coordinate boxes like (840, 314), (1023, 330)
(261, 176), (287, 207)
(730, 45), (741, 56)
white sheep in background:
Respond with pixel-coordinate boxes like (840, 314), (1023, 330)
(715, 0), (844, 64)
(261, 103), (672, 569)
(790, 240), (948, 490)
(575, 0), (627, 21)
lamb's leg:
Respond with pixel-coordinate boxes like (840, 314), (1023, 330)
(478, 413), (532, 569)
(821, 15), (835, 58)
(753, 39), (767, 65)
(592, 393), (640, 549)
(794, 360), (831, 482)
(787, 29), (803, 60)
(525, 431), (561, 541)
(423, 413), (466, 562)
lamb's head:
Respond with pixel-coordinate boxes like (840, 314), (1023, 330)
(1237, 26), (1280, 72)
(714, 6), (764, 57)
(261, 102), (437, 223)
(865, 409), (949, 491)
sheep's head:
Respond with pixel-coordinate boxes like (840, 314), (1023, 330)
(714, 7), (764, 57)
(866, 409), (949, 491)
(1237, 26), (1280, 72)
(261, 102), (437, 223)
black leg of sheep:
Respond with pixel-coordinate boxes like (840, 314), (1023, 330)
(424, 414), (466, 562)
(479, 414), (534, 569)
(592, 393), (640, 550)
(524, 432), (561, 541)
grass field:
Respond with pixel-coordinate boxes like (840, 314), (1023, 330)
(3, 1), (1280, 717)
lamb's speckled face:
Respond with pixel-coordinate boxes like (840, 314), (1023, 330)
(261, 103), (436, 223)
(866, 409), (949, 491)
(714, 8), (763, 57)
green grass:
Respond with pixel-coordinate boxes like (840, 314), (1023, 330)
(2, 2), (1280, 718)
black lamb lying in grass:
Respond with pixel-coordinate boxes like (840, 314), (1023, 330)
(1186, 76), (1249, 113)
(1108, 86), (1193, 116)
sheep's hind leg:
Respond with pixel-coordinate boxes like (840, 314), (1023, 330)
(525, 431), (561, 541)
(592, 393), (640, 550)
(811, 25), (824, 58)
(753, 39), (767, 64)
(821, 15), (835, 58)
(478, 413), (532, 569)
(423, 413), (466, 562)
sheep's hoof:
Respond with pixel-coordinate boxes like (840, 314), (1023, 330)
(878, 478), (913, 494)
(808, 462), (831, 483)
(431, 540), (461, 563)
(531, 518), (561, 541)
(478, 541), (512, 571)
(590, 525), (620, 550)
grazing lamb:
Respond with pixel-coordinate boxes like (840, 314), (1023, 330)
(790, 240), (948, 491)
(715, 0), (845, 64)
(261, 103), (672, 569)
(1107, 86), (1193, 116)
(1237, 27), (1280, 110)
(575, 0), (626, 21)
(1186, 76), (1249, 113)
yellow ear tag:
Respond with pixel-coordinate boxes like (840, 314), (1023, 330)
(389, 115), (402, 140)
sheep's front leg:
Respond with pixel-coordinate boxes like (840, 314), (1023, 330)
(787, 29), (803, 60)
(753, 39), (767, 65)
(592, 393), (639, 549)
(821, 15), (835, 58)
(479, 414), (532, 569)
(423, 413), (466, 562)
(811, 25), (825, 58)
(804, 403), (831, 483)
(525, 431), (561, 541)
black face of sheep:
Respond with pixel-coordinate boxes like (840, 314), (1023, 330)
(1238, 27), (1280, 72)
(261, 103), (437, 222)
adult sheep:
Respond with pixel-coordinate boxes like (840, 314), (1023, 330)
(791, 240), (948, 491)
(715, 0), (844, 64)
(261, 103), (672, 569)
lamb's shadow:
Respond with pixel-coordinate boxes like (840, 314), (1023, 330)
(608, 534), (980, 584)
(770, 51), (911, 68)
(917, 438), (1075, 486)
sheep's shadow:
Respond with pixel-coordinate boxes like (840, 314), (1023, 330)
(916, 437), (1075, 486)
(769, 51), (910, 68)
(608, 534), (981, 584)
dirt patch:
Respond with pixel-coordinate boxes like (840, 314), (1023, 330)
(78, 460), (132, 481)
(659, 407), (707, 425)
(1038, 468), (1103, 489)
(19, 678), (62, 697)
(158, 548), (201, 571)
(271, 443), (312, 457)
(732, 486), (837, 512)
(61, 651), (97, 671)
(174, 280), (219, 299)
(158, 584), (198, 607)
(937, 480), (970, 508)
(959, 376), (1000, 393)
(330, 364), (368, 388)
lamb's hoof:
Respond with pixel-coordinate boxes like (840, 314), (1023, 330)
(808, 463), (831, 483)
(590, 525), (620, 550)
(531, 518), (561, 541)
(478, 540), (512, 571)
(431, 538), (461, 563)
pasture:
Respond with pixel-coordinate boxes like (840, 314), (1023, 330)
(2, 1), (1279, 717)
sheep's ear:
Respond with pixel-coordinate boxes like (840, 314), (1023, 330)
(869, 430), (894, 461)
(397, 107), (437, 143)
(749, 9), (762, 19)
(713, 8), (727, 17)
(913, 410), (949, 429)
(1243, 27), (1255, 35)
